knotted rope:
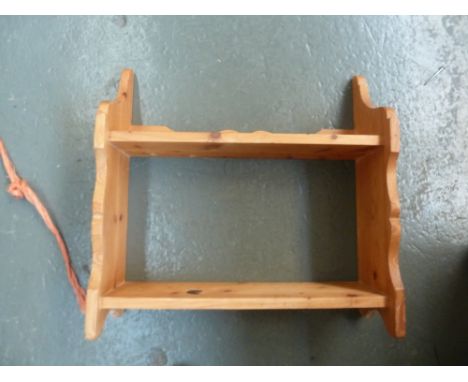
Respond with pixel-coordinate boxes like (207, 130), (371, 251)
(0, 139), (86, 313)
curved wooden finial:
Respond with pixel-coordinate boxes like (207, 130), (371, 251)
(352, 75), (374, 109)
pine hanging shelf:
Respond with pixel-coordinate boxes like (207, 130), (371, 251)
(85, 69), (405, 340)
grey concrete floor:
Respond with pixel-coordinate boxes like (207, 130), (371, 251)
(0, 16), (468, 365)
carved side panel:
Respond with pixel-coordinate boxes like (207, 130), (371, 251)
(353, 76), (405, 338)
(85, 70), (133, 340)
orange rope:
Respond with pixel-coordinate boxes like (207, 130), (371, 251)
(0, 139), (86, 313)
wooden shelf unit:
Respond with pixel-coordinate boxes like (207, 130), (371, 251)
(85, 69), (405, 340)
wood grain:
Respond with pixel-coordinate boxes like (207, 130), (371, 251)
(85, 70), (133, 340)
(353, 76), (405, 338)
(110, 129), (380, 160)
(101, 282), (387, 310)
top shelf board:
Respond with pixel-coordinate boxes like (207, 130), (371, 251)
(109, 127), (381, 160)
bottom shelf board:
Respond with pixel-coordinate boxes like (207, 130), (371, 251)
(101, 281), (387, 310)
